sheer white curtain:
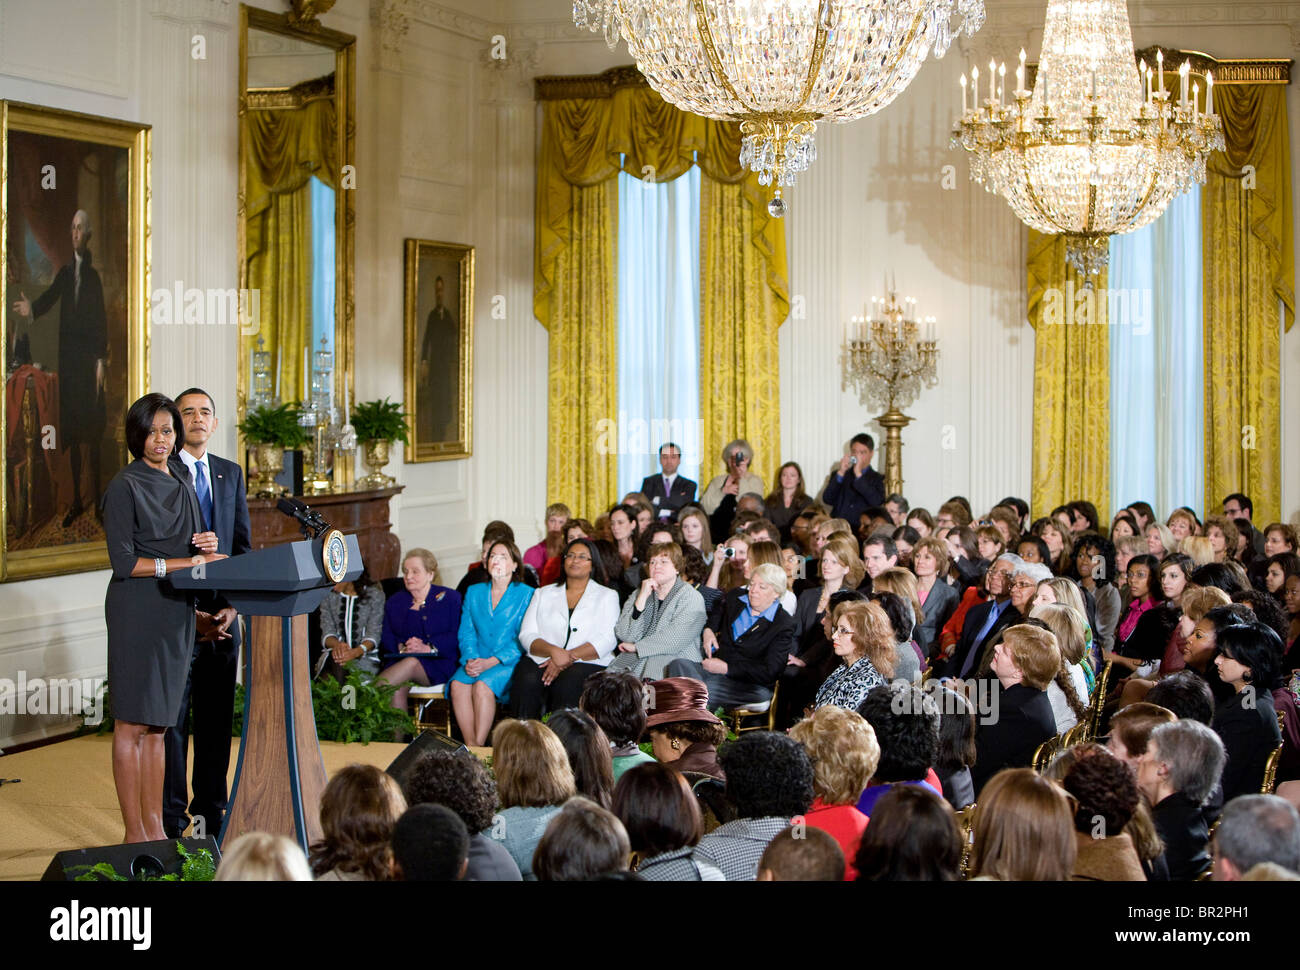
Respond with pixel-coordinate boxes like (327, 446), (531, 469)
(616, 166), (702, 499)
(1109, 187), (1203, 520)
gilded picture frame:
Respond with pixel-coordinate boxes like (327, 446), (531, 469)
(1, 102), (151, 582)
(403, 239), (473, 462)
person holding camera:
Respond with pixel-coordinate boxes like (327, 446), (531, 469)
(822, 433), (886, 527)
(700, 439), (764, 517)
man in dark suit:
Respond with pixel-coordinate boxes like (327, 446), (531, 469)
(164, 388), (252, 838)
(11, 209), (108, 528)
(942, 554), (1022, 680)
(971, 624), (1059, 795)
(640, 442), (696, 519)
(822, 433), (885, 527)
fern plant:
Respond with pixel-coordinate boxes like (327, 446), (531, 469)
(237, 402), (309, 449)
(351, 397), (411, 445)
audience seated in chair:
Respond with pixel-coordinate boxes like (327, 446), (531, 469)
(854, 682), (943, 815)
(579, 669), (656, 781)
(614, 762), (725, 881)
(532, 796), (630, 882)
(308, 764), (406, 881)
(971, 768), (1076, 881)
(391, 804), (469, 881)
(643, 676), (727, 781)
(853, 785), (963, 882)
(756, 826), (844, 882)
(491, 719), (576, 880)
(1137, 720), (1226, 881)
(378, 549), (461, 721)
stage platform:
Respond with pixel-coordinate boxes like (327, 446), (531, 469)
(0, 734), (413, 881)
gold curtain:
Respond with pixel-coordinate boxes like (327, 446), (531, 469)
(1027, 232), (1110, 520)
(535, 77), (788, 515)
(243, 98), (337, 404)
(1201, 84), (1294, 524)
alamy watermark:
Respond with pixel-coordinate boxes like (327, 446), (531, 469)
(0, 672), (106, 726)
(1040, 281), (1151, 335)
(150, 282), (260, 335)
(594, 412), (703, 465)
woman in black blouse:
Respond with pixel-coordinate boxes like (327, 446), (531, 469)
(1211, 622), (1284, 799)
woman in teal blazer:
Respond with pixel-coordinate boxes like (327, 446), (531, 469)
(449, 539), (533, 745)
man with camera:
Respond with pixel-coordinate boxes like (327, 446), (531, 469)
(822, 433), (885, 526)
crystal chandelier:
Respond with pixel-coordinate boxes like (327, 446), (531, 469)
(841, 283), (939, 414)
(950, 0), (1223, 277)
(575, 0), (986, 214)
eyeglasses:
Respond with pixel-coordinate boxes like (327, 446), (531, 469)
(1009, 581), (1036, 591)
(564, 552), (591, 562)
(833, 625), (854, 637)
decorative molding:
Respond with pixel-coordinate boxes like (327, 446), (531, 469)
(288, 0), (338, 31)
(407, 0), (496, 40)
(1133, 46), (1292, 84)
(147, 0), (233, 22)
(371, 0), (410, 70)
(481, 38), (540, 103)
(246, 73), (336, 108)
(534, 64), (647, 101)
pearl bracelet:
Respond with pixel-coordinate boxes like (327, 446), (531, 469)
(154, 557), (166, 578)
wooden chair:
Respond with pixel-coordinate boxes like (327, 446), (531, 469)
(725, 681), (780, 734)
(408, 683), (452, 736)
(1087, 660), (1113, 741)
(1032, 734), (1062, 773)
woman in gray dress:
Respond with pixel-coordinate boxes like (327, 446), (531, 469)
(103, 393), (224, 843)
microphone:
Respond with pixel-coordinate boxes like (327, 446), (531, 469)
(276, 497), (330, 539)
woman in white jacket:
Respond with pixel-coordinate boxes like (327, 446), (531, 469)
(510, 538), (620, 720)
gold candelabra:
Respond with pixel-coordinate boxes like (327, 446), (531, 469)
(841, 282), (940, 497)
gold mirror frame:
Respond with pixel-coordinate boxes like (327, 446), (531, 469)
(236, 4), (355, 486)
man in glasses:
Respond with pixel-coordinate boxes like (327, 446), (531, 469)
(940, 554), (1027, 680)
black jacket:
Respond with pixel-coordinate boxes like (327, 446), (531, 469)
(709, 587), (796, 687)
(1152, 791), (1212, 881)
(971, 682), (1056, 796)
(1212, 687), (1281, 800)
(821, 466), (885, 525)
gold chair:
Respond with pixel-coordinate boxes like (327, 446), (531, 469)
(1061, 720), (1089, 750)
(955, 802), (977, 879)
(1087, 661), (1113, 741)
(726, 681), (780, 734)
(408, 683), (452, 736)
(1261, 742), (1283, 795)
(1032, 734), (1062, 773)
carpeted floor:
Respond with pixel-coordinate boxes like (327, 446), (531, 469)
(0, 734), (412, 881)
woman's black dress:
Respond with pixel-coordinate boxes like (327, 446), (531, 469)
(102, 457), (201, 726)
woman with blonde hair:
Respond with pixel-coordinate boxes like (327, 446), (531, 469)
(790, 705), (881, 879)
(217, 833), (313, 881)
(1166, 508), (1201, 544)
(309, 764), (407, 881)
(1146, 522), (1177, 560)
(1029, 603), (1091, 733)
(700, 438), (764, 516)
(1180, 535), (1214, 567)
(971, 768), (1077, 881)
(1032, 576), (1097, 678)
(871, 568), (923, 641)
(814, 599), (896, 711)
(492, 719), (577, 880)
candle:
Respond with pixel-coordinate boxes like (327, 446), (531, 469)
(1180, 62), (1189, 106)
(998, 63), (1006, 105)
(1142, 62), (1151, 104)
(1157, 50), (1163, 97)
(1041, 69), (1049, 112)
(989, 59), (996, 103)
(1017, 48), (1026, 95)
(1207, 73), (1214, 115)
(960, 73), (967, 113)
(971, 65), (979, 107)
(1193, 81), (1200, 116)
(1090, 68), (1097, 99)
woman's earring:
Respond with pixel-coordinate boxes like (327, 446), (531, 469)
(670, 738), (681, 750)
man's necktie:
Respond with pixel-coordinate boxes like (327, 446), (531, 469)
(195, 461), (214, 533)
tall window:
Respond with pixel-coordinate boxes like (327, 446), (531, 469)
(1109, 187), (1203, 518)
(310, 176), (336, 362)
(616, 166), (702, 498)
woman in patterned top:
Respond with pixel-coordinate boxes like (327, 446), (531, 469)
(814, 599), (896, 712)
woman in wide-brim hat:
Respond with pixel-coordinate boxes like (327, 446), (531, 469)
(644, 677), (727, 781)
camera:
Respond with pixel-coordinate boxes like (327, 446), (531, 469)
(731, 452), (745, 465)
(722, 546), (737, 559)
(849, 455), (858, 465)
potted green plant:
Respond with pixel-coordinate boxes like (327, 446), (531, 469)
(238, 403), (308, 497)
(351, 397), (409, 488)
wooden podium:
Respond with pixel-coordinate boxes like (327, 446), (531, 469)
(171, 533), (362, 852)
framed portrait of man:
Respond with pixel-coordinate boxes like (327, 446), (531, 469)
(1, 102), (150, 581)
(403, 239), (472, 462)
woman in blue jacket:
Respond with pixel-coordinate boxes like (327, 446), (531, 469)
(449, 539), (533, 745)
